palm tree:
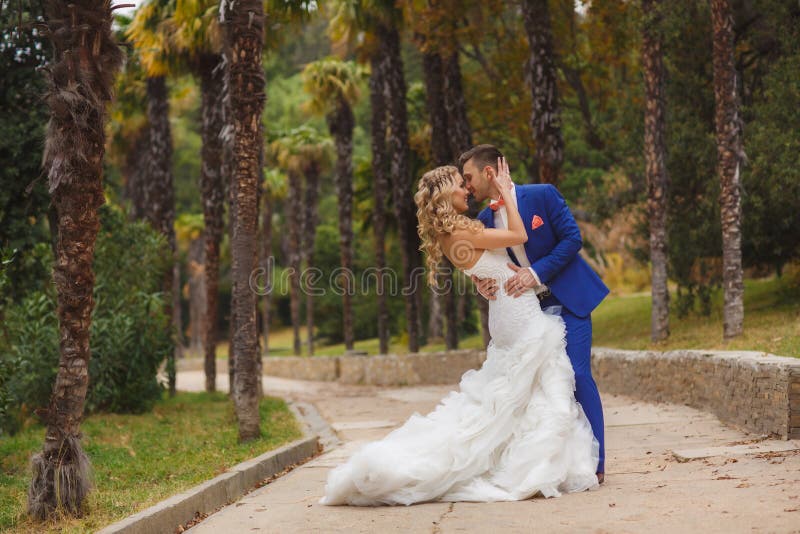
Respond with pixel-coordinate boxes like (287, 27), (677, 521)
(521, 0), (564, 186)
(168, 0), (226, 392)
(441, 49), (488, 349)
(269, 127), (332, 356)
(711, 0), (745, 339)
(127, 0), (181, 396)
(383, 22), (424, 352)
(330, 0), (423, 353)
(642, 0), (670, 342)
(220, 0), (265, 442)
(260, 169), (287, 356)
(302, 58), (361, 352)
(368, 52), (392, 355)
(106, 31), (150, 219)
(27, 0), (123, 519)
(418, 45), (463, 350)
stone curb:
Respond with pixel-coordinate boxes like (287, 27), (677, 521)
(97, 403), (320, 534)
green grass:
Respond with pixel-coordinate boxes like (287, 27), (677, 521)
(0, 392), (303, 533)
(591, 276), (800, 356)
(180, 276), (799, 361)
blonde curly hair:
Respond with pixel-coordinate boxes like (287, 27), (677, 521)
(414, 165), (484, 287)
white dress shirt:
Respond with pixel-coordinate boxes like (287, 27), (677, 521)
(491, 184), (543, 286)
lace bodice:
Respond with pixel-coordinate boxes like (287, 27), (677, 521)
(462, 248), (543, 347)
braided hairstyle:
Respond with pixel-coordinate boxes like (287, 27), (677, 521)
(414, 165), (484, 287)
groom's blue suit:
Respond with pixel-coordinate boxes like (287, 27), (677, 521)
(477, 183), (609, 473)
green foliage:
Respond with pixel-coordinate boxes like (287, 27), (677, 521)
(0, 205), (172, 435)
(88, 205), (173, 413)
(741, 52), (800, 274)
(0, 2), (54, 300)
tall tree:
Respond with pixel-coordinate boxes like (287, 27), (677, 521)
(127, 0), (181, 396)
(368, 52), (392, 355)
(303, 58), (361, 352)
(329, 0), (424, 352)
(27, 0), (123, 519)
(383, 22), (424, 352)
(642, 0), (670, 341)
(259, 169), (287, 355)
(711, 0), (744, 339)
(403, 0), (475, 350)
(419, 47), (459, 348)
(521, 0), (564, 185)
(220, 0), (265, 441)
(442, 50), (488, 348)
(169, 0), (226, 392)
(269, 128), (332, 356)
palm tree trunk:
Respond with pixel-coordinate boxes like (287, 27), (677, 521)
(222, 0), (264, 441)
(443, 50), (481, 349)
(302, 163), (321, 355)
(143, 75), (179, 395)
(443, 51), (472, 160)
(327, 98), (356, 351)
(199, 53), (226, 392)
(521, 0), (564, 186)
(260, 182), (272, 356)
(188, 237), (206, 353)
(28, 0), (122, 519)
(421, 50), (453, 345)
(382, 24), (422, 353)
(711, 0), (745, 339)
(642, 0), (670, 342)
(369, 54), (391, 355)
(286, 170), (303, 356)
(221, 47), (236, 395)
(123, 126), (150, 219)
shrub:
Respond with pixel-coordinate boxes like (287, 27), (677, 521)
(0, 204), (172, 436)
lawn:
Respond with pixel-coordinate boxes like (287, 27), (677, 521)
(0, 392), (303, 533)
(178, 275), (799, 365)
(591, 275), (800, 357)
(242, 275), (798, 359)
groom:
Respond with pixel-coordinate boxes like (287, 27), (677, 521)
(459, 144), (610, 482)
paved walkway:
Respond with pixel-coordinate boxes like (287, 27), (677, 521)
(178, 371), (800, 533)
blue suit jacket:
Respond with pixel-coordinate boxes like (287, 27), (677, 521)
(477, 184), (609, 318)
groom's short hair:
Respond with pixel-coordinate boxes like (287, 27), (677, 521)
(458, 144), (504, 174)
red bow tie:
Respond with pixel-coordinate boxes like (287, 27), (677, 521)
(489, 199), (505, 211)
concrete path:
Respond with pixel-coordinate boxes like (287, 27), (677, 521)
(178, 371), (800, 533)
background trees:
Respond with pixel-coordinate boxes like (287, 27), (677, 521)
(1, 7), (799, 505)
(303, 58), (361, 353)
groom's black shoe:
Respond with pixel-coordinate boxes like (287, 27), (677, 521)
(597, 473), (605, 485)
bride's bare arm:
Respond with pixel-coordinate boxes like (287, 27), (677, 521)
(496, 157), (527, 242)
(447, 157), (527, 251)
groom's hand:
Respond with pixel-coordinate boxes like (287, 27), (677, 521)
(505, 263), (539, 298)
(471, 275), (498, 301)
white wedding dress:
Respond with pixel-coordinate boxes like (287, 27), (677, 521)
(320, 248), (599, 506)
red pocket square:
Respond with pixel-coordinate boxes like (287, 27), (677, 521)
(531, 215), (544, 230)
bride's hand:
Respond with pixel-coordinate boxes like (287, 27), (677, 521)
(495, 157), (513, 193)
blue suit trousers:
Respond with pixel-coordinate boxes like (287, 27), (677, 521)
(541, 294), (605, 473)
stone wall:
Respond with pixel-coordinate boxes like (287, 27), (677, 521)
(260, 347), (800, 439)
(262, 349), (486, 386)
(591, 348), (800, 440)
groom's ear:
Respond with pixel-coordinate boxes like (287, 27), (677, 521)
(484, 165), (496, 182)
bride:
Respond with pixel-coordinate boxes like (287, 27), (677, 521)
(320, 159), (599, 506)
